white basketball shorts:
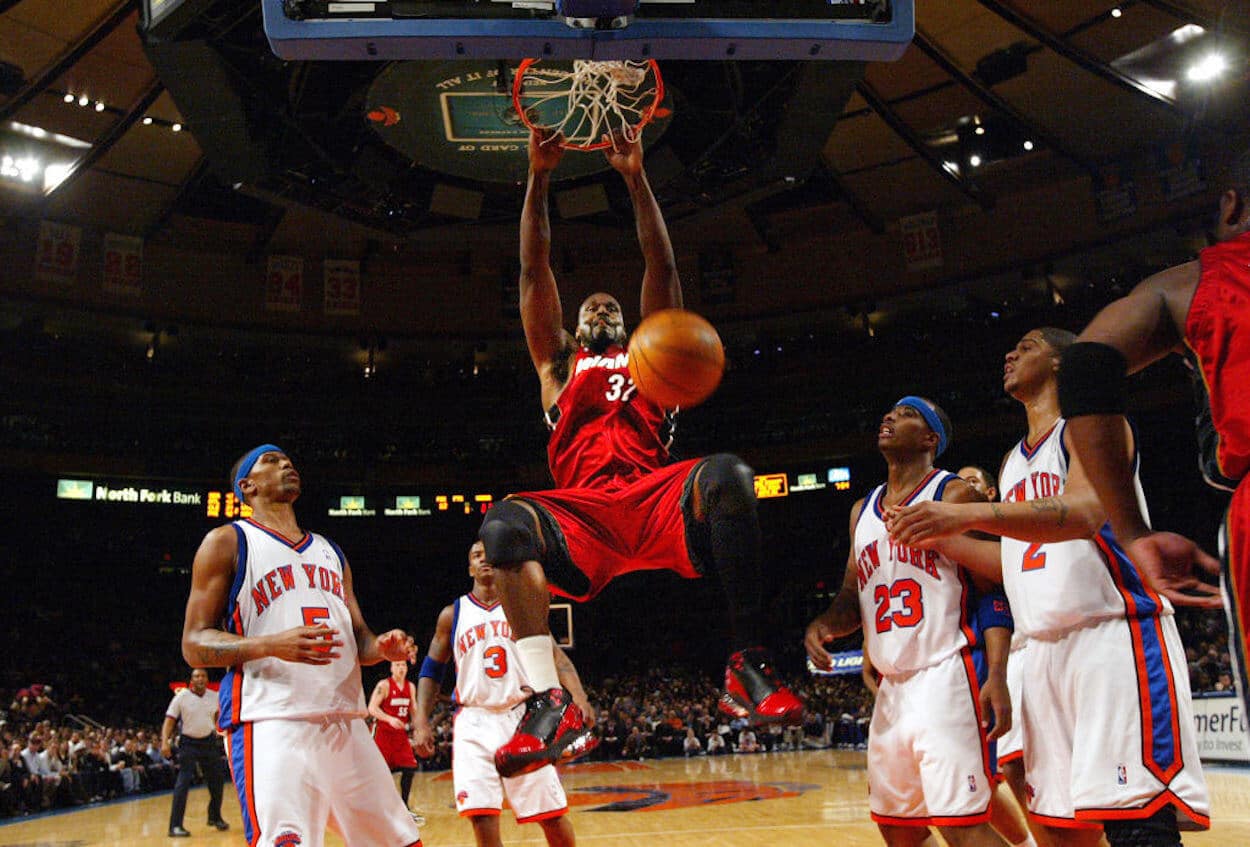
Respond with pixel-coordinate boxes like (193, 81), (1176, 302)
(453, 705), (568, 823)
(225, 715), (421, 847)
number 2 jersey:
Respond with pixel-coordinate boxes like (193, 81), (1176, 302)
(856, 469), (976, 676)
(999, 419), (1171, 637)
(217, 518), (366, 729)
(451, 593), (530, 710)
(546, 343), (673, 491)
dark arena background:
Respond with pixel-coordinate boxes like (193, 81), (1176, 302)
(0, 0), (1248, 844)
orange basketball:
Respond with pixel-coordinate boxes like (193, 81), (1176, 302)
(627, 308), (725, 409)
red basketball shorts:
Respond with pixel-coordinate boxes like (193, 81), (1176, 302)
(512, 458), (706, 602)
(373, 726), (418, 770)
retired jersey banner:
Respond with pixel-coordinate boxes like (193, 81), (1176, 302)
(102, 233), (143, 296)
(34, 220), (82, 285)
(1094, 166), (1138, 223)
(807, 650), (863, 676)
(265, 255), (303, 312)
(323, 259), (361, 315)
(899, 211), (942, 271)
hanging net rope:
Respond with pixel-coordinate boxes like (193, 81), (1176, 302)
(512, 59), (667, 151)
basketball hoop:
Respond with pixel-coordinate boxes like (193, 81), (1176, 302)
(511, 58), (667, 152)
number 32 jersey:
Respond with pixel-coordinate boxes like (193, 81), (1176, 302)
(999, 419), (1170, 637)
(451, 593), (530, 710)
(546, 343), (672, 491)
(855, 469), (975, 677)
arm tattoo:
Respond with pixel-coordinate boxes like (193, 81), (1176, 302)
(1028, 497), (1069, 527)
(200, 642), (241, 663)
(989, 502), (1005, 520)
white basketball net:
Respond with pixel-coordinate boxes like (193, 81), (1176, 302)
(520, 60), (659, 149)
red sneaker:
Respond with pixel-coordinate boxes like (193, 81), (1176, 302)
(720, 648), (804, 725)
(494, 688), (593, 777)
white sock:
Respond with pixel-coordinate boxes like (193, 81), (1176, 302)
(1011, 836), (1038, 847)
(516, 635), (560, 691)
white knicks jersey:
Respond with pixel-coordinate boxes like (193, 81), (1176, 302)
(451, 593), (530, 710)
(855, 469), (975, 676)
(999, 419), (1171, 637)
(218, 519), (366, 728)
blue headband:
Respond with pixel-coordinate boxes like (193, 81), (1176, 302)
(233, 444), (284, 501)
(895, 397), (948, 457)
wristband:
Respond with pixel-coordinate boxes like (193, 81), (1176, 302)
(418, 656), (448, 681)
(1058, 342), (1127, 418)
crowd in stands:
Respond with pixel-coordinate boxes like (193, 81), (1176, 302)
(1176, 608), (1238, 695)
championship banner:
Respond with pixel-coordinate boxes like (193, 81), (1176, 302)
(1159, 143), (1206, 202)
(34, 220), (82, 285)
(807, 650), (863, 676)
(323, 259), (361, 315)
(265, 254), (303, 312)
(102, 233), (143, 296)
(899, 211), (942, 271)
(1193, 692), (1249, 763)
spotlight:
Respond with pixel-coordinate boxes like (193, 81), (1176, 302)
(1023, 140), (1035, 151)
(94, 101), (105, 112)
(969, 154), (982, 167)
(943, 160), (958, 173)
(142, 116), (153, 125)
(1110, 7), (1122, 18)
(63, 93), (74, 103)
(1186, 54), (1227, 82)
(171, 123), (182, 132)
(78, 94), (89, 106)
(974, 126), (985, 136)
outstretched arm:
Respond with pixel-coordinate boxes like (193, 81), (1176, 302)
(604, 134), (681, 316)
(520, 128), (575, 406)
(182, 525), (345, 667)
(413, 604), (454, 759)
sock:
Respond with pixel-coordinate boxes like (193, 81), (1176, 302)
(400, 770), (414, 804)
(516, 635), (560, 691)
(708, 510), (764, 650)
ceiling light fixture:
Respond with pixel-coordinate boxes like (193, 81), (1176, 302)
(1186, 54), (1228, 82)
(171, 122), (182, 132)
(969, 154), (982, 167)
(1110, 7), (1122, 18)
(1023, 140), (1034, 151)
(78, 95), (89, 107)
(63, 93), (74, 103)
(94, 101), (105, 112)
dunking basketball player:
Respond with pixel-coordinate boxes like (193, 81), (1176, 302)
(804, 397), (1007, 847)
(481, 128), (802, 778)
(889, 329), (1210, 845)
(414, 541), (584, 847)
(181, 446), (421, 847)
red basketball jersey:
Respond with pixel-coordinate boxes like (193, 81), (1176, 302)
(376, 677), (412, 733)
(547, 343), (672, 490)
(1187, 230), (1250, 486)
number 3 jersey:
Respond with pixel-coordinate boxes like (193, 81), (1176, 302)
(856, 469), (975, 677)
(998, 419), (1170, 638)
(451, 593), (530, 710)
(546, 343), (673, 491)
(217, 518), (366, 729)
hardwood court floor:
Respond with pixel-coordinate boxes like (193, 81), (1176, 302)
(3, 752), (1246, 846)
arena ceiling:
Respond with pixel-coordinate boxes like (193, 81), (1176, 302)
(0, 1), (1243, 238)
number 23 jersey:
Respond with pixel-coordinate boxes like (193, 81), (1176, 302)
(451, 594), (530, 710)
(855, 469), (975, 677)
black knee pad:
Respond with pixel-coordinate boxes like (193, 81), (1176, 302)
(1103, 807), (1181, 847)
(479, 500), (540, 565)
(697, 453), (756, 517)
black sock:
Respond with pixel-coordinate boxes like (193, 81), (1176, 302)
(400, 769), (414, 805)
(1102, 806), (1181, 846)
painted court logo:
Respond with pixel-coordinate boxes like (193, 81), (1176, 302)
(274, 832), (303, 847)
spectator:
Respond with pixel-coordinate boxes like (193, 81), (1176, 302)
(737, 728), (760, 754)
(682, 728), (702, 757)
(706, 731), (727, 756)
